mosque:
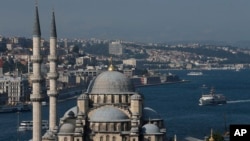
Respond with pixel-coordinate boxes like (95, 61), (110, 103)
(30, 3), (167, 141)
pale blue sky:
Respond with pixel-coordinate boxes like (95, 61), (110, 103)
(1, 0), (250, 42)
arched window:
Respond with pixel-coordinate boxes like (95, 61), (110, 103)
(114, 123), (117, 131)
(100, 136), (103, 141)
(112, 136), (116, 141)
(97, 95), (100, 103)
(106, 135), (110, 141)
(124, 123), (127, 130)
(111, 95), (114, 103)
(64, 137), (67, 141)
(104, 95), (107, 103)
(119, 95), (122, 103)
(148, 137), (151, 141)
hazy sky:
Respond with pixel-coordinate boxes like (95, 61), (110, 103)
(1, 0), (250, 42)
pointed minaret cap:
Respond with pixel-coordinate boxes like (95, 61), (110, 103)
(209, 129), (215, 141)
(33, 4), (41, 37)
(50, 9), (57, 38)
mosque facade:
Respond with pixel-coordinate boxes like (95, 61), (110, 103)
(30, 3), (167, 141)
(52, 69), (166, 141)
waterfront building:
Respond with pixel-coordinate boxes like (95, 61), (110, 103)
(0, 74), (29, 105)
(0, 58), (29, 105)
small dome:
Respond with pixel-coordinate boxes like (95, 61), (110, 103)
(42, 130), (56, 139)
(63, 106), (77, 118)
(59, 122), (75, 134)
(90, 106), (129, 122)
(142, 123), (161, 134)
(143, 107), (161, 120)
(131, 94), (142, 100)
(78, 93), (89, 100)
(88, 71), (134, 94)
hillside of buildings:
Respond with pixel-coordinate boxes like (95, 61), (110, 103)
(1, 36), (250, 72)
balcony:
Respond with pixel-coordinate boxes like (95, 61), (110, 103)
(47, 72), (58, 79)
(30, 75), (43, 82)
(31, 55), (42, 63)
(48, 55), (57, 61)
(47, 90), (58, 97)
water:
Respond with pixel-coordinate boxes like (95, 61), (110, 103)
(1, 70), (250, 140)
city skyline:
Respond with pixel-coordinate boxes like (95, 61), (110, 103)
(1, 0), (250, 43)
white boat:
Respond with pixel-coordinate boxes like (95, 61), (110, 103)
(18, 120), (49, 131)
(187, 71), (203, 76)
(199, 88), (226, 106)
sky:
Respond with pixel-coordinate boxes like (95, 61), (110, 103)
(1, 0), (250, 43)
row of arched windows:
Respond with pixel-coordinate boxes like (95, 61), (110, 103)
(90, 94), (131, 104)
(91, 122), (130, 132)
(100, 135), (116, 141)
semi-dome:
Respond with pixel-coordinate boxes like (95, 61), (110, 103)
(89, 106), (129, 122)
(58, 122), (75, 134)
(63, 106), (77, 118)
(88, 71), (134, 94)
(142, 123), (161, 134)
(143, 107), (161, 120)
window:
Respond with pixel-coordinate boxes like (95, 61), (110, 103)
(100, 136), (103, 141)
(106, 135), (110, 141)
(112, 136), (116, 141)
(64, 137), (67, 141)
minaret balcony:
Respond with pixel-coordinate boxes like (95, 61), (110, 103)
(48, 55), (57, 61)
(30, 94), (44, 102)
(47, 90), (58, 97)
(47, 72), (58, 79)
(30, 75), (43, 82)
(31, 55), (42, 63)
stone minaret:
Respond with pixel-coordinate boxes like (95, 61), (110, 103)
(47, 9), (58, 131)
(30, 4), (43, 141)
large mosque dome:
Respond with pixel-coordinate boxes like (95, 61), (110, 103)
(88, 71), (135, 94)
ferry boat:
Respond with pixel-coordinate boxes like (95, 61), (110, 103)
(187, 71), (203, 76)
(18, 120), (49, 131)
(199, 88), (226, 106)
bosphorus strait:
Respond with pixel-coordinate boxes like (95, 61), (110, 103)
(1, 70), (250, 140)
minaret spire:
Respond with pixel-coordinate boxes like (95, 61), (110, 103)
(50, 9), (57, 38)
(33, 2), (41, 37)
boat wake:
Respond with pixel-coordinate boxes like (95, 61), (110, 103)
(227, 99), (250, 104)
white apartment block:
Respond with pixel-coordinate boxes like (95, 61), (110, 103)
(109, 41), (123, 55)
